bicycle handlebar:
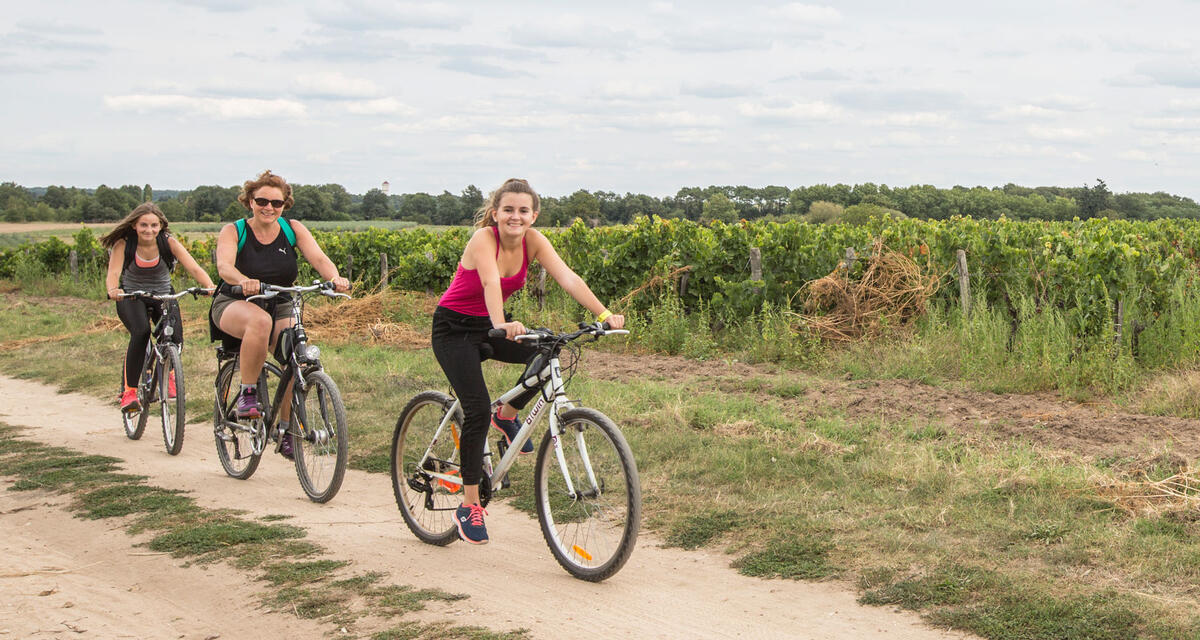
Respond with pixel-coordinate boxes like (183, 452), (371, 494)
(120, 286), (213, 301)
(234, 280), (351, 302)
(488, 322), (628, 342)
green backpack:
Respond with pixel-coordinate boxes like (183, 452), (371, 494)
(234, 217), (296, 252)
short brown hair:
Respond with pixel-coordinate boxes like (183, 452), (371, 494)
(237, 170), (294, 211)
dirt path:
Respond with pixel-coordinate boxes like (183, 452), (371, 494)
(0, 375), (976, 640)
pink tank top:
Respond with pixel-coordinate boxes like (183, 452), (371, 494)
(438, 226), (528, 317)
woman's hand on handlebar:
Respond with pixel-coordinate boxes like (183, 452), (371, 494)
(495, 320), (527, 340)
(108, 287), (124, 301)
(604, 314), (625, 330)
(237, 278), (261, 296)
(331, 276), (350, 293)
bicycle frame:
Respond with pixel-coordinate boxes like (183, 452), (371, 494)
(219, 282), (346, 446)
(418, 340), (604, 503)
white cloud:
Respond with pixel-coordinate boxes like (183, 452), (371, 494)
(103, 94), (307, 119)
(451, 134), (508, 149)
(1132, 116), (1200, 131)
(345, 97), (415, 116)
(989, 105), (1061, 121)
(738, 100), (842, 122)
(772, 3), (842, 24)
(308, 1), (468, 31)
(866, 112), (951, 127)
(596, 81), (670, 101)
(1026, 125), (1100, 141)
(293, 71), (382, 99)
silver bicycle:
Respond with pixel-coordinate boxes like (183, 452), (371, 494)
(390, 323), (641, 581)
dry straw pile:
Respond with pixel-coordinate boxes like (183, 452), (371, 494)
(796, 239), (940, 342)
(303, 290), (432, 350)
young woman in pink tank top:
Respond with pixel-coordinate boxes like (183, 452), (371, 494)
(431, 178), (625, 545)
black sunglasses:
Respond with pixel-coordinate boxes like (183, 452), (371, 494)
(253, 197), (286, 209)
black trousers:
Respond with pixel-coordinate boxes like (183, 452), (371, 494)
(431, 306), (539, 485)
(116, 298), (182, 388)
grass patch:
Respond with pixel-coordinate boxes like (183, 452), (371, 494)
(664, 509), (743, 549)
(733, 537), (834, 579)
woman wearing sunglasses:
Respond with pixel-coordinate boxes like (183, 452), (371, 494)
(209, 170), (350, 458)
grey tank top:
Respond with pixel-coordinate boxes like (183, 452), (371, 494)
(120, 252), (172, 295)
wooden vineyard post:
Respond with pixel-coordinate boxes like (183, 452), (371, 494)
(380, 253), (389, 288)
(750, 247), (762, 295)
(843, 247), (856, 272)
(1115, 297), (1124, 349)
(956, 249), (971, 316)
(346, 254), (353, 283)
(536, 266), (547, 310)
(68, 249), (77, 280)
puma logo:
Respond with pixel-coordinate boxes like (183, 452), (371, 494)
(278, 248), (288, 254)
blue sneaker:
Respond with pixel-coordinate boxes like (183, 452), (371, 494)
(492, 411), (533, 454)
(455, 504), (489, 544)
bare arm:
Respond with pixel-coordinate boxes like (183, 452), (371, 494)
(167, 236), (216, 291)
(105, 239), (125, 300)
(214, 223), (251, 292)
(526, 229), (624, 328)
(290, 221), (349, 292)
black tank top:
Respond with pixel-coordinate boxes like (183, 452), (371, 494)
(232, 224), (298, 288)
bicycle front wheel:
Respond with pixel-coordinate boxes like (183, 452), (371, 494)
(535, 407), (641, 582)
(159, 345), (185, 455)
(292, 370), (348, 503)
(391, 390), (462, 546)
(213, 358), (262, 479)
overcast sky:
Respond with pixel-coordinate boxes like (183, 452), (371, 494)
(2, 1), (1198, 201)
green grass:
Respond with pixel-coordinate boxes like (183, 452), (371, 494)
(8, 282), (1200, 638)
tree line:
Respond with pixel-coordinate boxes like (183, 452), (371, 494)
(1, 178), (1196, 225)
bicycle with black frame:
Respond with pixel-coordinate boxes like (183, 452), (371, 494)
(120, 286), (212, 455)
(212, 280), (351, 503)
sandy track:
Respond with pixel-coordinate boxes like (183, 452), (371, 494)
(0, 375), (975, 639)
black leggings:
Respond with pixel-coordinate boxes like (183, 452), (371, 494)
(116, 298), (182, 388)
(431, 306), (539, 485)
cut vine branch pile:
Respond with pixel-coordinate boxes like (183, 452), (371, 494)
(795, 239), (940, 342)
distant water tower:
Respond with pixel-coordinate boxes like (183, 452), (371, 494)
(382, 180), (390, 195)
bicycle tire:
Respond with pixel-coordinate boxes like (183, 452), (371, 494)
(159, 345), (185, 455)
(534, 407), (641, 582)
(122, 401), (149, 440)
(213, 358), (262, 479)
(391, 390), (462, 546)
(292, 370), (348, 503)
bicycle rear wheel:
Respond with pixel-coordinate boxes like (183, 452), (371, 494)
(159, 345), (185, 455)
(213, 358), (262, 479)
(391, 390), (462, 545)
(292, 370), (348, 503)
(534, 407), (641, 582)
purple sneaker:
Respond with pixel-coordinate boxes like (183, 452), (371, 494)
(235, 388), (261, 419)
(279, 431), (294, 460)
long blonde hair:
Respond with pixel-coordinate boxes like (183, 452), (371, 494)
(100, 202), (170, 249)
(473, 178), (540, 228)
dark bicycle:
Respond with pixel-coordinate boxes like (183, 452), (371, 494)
(212, 280), (351, 503)
(120, 286), (211, 455)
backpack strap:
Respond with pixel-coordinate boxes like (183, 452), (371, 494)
(122, 230), (174, 271)
(236, 217), (296, 252)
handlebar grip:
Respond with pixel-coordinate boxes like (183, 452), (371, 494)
(487, 328), (507, 339)
(230, 285), (243, 296)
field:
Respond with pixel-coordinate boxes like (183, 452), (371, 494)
(3, 218), (1200, 638)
